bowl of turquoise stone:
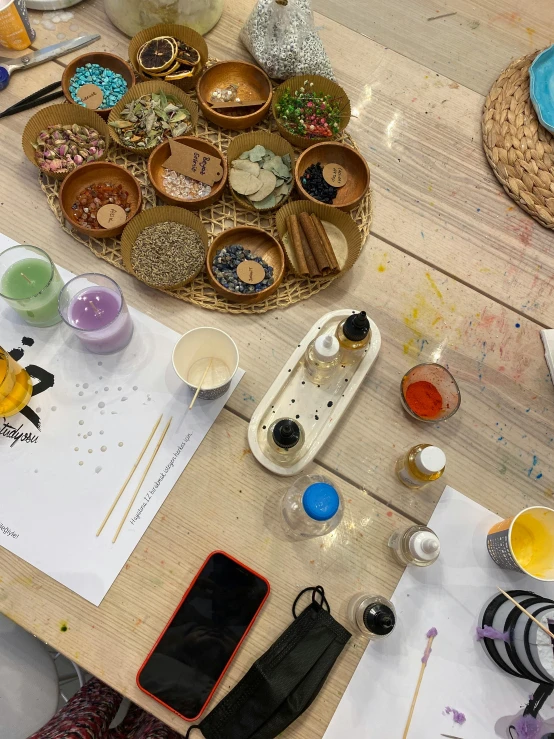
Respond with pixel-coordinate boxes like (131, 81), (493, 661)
(530, 46), (554, 135)
(62, 52), (135, 120)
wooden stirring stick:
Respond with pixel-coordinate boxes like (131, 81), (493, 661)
(498, 587), (554, 640)
(210, 99), (266, 109)
(96, 414), (163, 537)
(112, 417), (173, 544)
(189, 358), (213, 410)
(402, 628), (438, 739)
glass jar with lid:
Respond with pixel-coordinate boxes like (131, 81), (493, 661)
(104, 0), (224, 38)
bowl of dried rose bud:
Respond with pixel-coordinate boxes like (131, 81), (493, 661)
(22, 103), (110, 181)
(58, 161), (142, 238)
(147, 135), (227, 211)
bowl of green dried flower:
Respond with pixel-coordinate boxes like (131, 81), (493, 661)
(108, 80), (198, 156)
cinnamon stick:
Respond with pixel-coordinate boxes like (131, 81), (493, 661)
(286, 215), (309, 276)
(294, 215), (320, 277)
(311, 214), (339, 272)
(298, 212), (330, 274)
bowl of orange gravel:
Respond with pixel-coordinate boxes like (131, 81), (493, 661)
(400, 363), (461, 423)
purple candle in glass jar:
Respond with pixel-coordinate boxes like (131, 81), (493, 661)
(58, 274), (133, 354)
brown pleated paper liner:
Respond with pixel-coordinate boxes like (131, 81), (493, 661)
(108, 80), (199, 156)
(272, 74), (351, 150)
(120, 205), (208, 290)
(226, 131), (296, 213)
(128, 23), (208, 93)
(276, 199), (362, 276)
(22, 103), (111, 182)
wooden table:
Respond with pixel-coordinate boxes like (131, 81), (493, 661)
(1, 0), (553, 735)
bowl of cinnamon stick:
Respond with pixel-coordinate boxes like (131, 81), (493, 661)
(275, 200), (362, 279)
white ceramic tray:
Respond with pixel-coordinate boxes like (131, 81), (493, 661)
(248, 309), (381, 476)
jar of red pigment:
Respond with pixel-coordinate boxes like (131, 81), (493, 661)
(400, 363), (461, 422)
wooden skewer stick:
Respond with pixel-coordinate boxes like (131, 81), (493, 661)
(189, 358), (212, 410)
(210, 99), (266, 109)
(498, 587), (554, 640)
(402, 629), (438, 739)
(96, 414), (162, 537)
(20, 272), (32, 284)
(112, 417), (173, 544)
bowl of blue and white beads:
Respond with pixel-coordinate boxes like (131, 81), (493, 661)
(62, 52), (135, 120)
(207, 226), (285, 304)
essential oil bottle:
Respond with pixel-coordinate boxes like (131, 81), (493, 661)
(347, 594), (396, 639)
(267, 418), (305, 464)
(335, 311), (371, 364)
(396, 444), (446, 490)
(388, 524), (440, 567)
(304, 333), (341, 385)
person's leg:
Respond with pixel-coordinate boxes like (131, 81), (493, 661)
(29, 678), (122, 739)
(109, 703), (182, 739)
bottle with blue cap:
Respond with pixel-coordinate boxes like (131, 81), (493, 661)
(280, 474), (344, 540)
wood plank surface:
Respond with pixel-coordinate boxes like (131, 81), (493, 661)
(1, 0), (554, 735)
(0, 409), (408, 736)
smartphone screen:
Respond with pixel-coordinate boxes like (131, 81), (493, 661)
(137, 551), (269, 721)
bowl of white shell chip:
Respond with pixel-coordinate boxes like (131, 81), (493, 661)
(226, 132), (296, 212)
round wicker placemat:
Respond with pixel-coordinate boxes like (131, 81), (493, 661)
(40, 92), (372, 314)
(482, 50), (554, 229)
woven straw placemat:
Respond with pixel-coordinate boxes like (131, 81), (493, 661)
(40, 96), (372, 314)
(482, 50), (554, 229)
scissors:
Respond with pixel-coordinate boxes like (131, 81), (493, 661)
(0, 34), (100, 92)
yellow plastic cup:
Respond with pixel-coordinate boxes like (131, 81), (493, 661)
(0, 0), (35, 50)
(487, 506), (554, 581)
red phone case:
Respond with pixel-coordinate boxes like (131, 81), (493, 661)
(136, 550), (270, 722)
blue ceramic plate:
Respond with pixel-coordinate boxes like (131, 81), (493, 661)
(530, 46), (554, 134)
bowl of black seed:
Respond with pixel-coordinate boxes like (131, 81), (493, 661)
(121, 205), (208, 289)
(295, 141), (370, 211)
(206, 226), (285, 304)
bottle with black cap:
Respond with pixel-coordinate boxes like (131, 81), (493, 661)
(267, 417), (305, 464)
(335, 310), (371, 365)
(347, 594), (396, 639)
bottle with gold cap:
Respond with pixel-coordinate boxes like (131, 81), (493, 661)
(335, 310), (371, 365)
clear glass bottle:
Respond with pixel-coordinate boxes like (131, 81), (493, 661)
(388, 525), (440, 567)
(280, 474), (343, 540)
(304, 332), (341, 385)
(335, 311), (371, 365)
(347, 594), (396, 639)
(267, 418), (305, 465)
(396, 444), (446, 490)
(104, 0), (224, 37)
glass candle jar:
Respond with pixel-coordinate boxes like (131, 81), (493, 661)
(58, 273), (134, 354)
(0, 245), (63, 327)
(0, 346), (33, 417)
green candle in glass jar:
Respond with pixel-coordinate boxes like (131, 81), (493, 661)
(0, 245), (63, 327)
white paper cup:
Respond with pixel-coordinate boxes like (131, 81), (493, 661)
(172, 327), (239, 400)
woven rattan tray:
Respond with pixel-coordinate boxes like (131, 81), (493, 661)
(483, 50), (554, 229)
(40, 80), (372, 314)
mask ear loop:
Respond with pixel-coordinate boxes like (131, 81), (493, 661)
(292, 585), (330, 619)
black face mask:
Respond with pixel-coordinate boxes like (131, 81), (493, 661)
(185, 586), (351, 739)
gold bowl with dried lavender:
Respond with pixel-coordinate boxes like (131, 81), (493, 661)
(108, 81), (198, 156)
(59, 161), (142, 238)
(22, 103), (110, 181)
(148, 135), (228, 211)
(128, 23), (208, 93)
(121, 205), (208, 290)
(196, 61), (272, 131)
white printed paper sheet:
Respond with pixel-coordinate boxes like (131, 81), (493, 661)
(324, 486), (554, 739)
(0, 234), (243, 606)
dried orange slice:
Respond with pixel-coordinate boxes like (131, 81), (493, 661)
(138, 37), (177, 73)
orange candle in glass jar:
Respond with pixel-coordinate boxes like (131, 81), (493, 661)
(0, 346), (33, 417)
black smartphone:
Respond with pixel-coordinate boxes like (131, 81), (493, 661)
(136, 551), (270, 722)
